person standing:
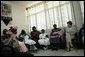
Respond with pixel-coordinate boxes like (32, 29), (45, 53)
(65, 21), (76, 51)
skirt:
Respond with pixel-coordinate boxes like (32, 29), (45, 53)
(38, 38), (50, 45)
(50, 38), (60, 44)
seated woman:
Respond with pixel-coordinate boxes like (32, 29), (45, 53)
(18, 38), (33, 56)
(50, 24), (63, 50)
(1, 29), (14, 56)
(38, 29), (50, 50)
(19, 30), (37, 50)
(7, 26), (33, 56)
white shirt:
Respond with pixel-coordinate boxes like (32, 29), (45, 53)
(39, 33), (48, 39)
(66, 26), (76, 40)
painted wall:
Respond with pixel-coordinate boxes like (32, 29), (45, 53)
(1, 1), (28, 36)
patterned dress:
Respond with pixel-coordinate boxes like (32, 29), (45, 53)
(50, 28), (63, 44)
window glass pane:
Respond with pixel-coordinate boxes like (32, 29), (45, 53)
(67, 3), (72, 20)
(30, 15), (36, 30)
(53, 8), (59, 27)
(61, 5), (69, 26)
(40, 12), (46, 30)
(36, 13), (41, 30)
(48, 9), (54, 28)
(36, 12), (46, 30)
(57, 7), (62, 27)
(46, 11), (51, 29)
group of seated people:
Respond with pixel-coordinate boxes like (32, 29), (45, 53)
(1, 26), (33, 56)
(1, 21), (84, 56)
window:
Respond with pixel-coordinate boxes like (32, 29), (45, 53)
(53, 8), (59, 27)
(27, 1), (72, 32)
(47, 9), (55, 28)
(30, 15), (36, 29)
(61, 4), (71, 26)
(36, 12), (46, 30)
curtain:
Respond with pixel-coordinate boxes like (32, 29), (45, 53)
(27, 1), (74, 32)
(79, 1), (84, 23)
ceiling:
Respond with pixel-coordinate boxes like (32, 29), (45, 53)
(11, 1), (42, 7)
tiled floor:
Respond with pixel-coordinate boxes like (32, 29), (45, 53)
(31, 49), (84, 56)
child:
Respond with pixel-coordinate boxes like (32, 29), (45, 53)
(38, 29), (50, 50)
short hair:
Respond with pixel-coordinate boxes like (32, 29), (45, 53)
(67, 21), (72, 25)
(53, 24), (57, 27)
(3, 29), (8, 35)
(41, 29), (45, 32)
(21, 30), (26, 35)
(32, 26), (36, 30)
(82, 24), (84, 28)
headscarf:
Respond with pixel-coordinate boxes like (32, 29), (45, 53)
(9, 25), (17, 34)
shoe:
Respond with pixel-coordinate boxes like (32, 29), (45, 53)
(34, 46), (37, 50)
(44, 47), (48, 50)
(66, 49), (70, 52)
(55, 48), (58, 51)
(70, 47), (73, 51)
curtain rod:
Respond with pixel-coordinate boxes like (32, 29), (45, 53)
(26, 1), (49, 10)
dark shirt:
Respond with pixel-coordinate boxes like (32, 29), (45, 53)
(50, 28), (61, 43)
(1, 34), (10, 45)
(31, 30), (41, 41)
(79, 27), (84, 38)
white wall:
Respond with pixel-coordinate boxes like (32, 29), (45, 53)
(1, 1), (28, 36)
